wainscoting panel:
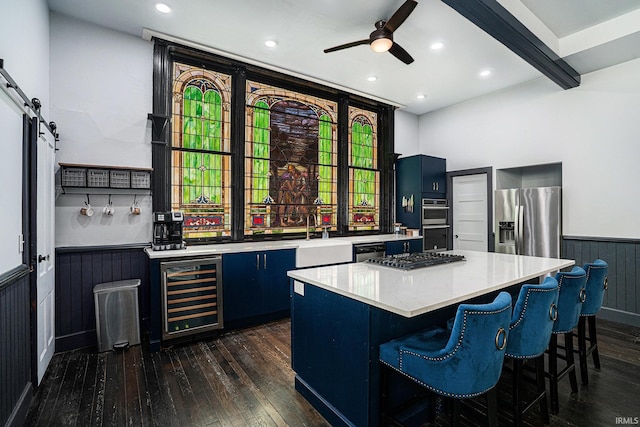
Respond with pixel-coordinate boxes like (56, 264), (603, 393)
(55, 246), (150, 351)
(0, 266), (32, 427)
(563, 237), (640, 326)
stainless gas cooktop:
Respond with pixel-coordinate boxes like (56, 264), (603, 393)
(364, 252), (466, 270)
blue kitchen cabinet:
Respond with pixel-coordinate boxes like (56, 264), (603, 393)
(385, 238), (422, 255)
(223, 248), (295, 328)
(396, 155), (446, 229)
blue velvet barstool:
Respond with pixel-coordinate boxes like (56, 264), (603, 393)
(548, 266), (587, 414)
(505, 276), (559, 426)
(578, 259), (608, 385)
(379, 292), (512, 426)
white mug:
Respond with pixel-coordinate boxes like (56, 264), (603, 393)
(104, 202), (114, 216)
(80, 203), (94, 217)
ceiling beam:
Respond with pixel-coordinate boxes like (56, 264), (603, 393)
(442, 0), (581, 89)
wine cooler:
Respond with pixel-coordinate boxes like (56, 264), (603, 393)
(160, 257), (223, 340)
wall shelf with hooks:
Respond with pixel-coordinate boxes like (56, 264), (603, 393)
(57, 163), (153, 197)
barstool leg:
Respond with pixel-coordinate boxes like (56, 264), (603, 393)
(565, 332), (579, 393)
(487, 387), (498, 427)
(451, 399), (461, 427)
(578, 317), (589, 385)
(535, 355), (550, 425)
(589, 316), (601, 369)
(549, 334), (559, 414)
(512, 359), (523, 426)
(379, 365), (389, 425)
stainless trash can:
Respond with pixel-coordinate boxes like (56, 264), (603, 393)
(93, 279), (141, 352)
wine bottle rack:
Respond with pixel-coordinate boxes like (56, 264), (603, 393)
(160, 257), (223, 340)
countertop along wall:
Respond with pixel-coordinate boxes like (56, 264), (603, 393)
(51, 12), (154, 248)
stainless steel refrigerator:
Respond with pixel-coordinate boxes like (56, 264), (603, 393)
(495, 186), (561, 258)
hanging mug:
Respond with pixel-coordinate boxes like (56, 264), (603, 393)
(80, 202), (94, 217)
(103, 201), (115, 216)
(130, 201), (141, 215)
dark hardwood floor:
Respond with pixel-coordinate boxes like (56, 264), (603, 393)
(25, 318), (640, 426)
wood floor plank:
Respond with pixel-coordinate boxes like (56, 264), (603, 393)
(196, 340), (254, 426)
(237, 328), (319, 426)
(74, 351), (102, 427)
(123, 346), (145, 426)
(32, 351), (73, 427)
(207, 338), (277, 426)
(24, 351), (67, 426)
(102, 349), (126, 426)
(53, 350), (88, 426)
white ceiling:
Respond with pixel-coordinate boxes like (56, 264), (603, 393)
(46, 0), (640, 115)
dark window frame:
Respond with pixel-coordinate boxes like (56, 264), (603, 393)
(151, 39), (395, 242)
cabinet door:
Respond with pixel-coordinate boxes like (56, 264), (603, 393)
(387, 239), (422, 255)
(385, 241), (405, 255)
(396, 156), (422, 229)
(408, 238), (423, 253)
(422, 156), (447, 197)
(222, 251), (262, 322)
(263, 249), (296, 314)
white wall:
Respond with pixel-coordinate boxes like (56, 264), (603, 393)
(0, 0), (50, 273)
(51, 13), (154, 247)
(416, 59), (640, 239)
(394, 110), (420, 157)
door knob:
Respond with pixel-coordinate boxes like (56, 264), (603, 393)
(455, 235), (459, 239)
(38, 254), (49, 263)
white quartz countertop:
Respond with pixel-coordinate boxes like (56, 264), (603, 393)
(144, 234), (420, 259)
(287, 250), (574, 318)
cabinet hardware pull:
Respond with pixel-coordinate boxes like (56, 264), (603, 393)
(263, 254), (267, 269)
(256, 254), (260, 270)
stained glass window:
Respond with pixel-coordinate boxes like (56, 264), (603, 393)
(245, 81), (338, 236)
(171, 63), (232, 239)
(348, 107), (380, 231)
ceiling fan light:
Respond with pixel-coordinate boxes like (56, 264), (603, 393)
(371, 37), (393, 53)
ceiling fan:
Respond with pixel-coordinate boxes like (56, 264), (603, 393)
(323, 0), (418, 64)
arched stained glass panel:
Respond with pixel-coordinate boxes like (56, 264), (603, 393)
(244, 80), (338, 236)
(348, 108), (379, 231)
(171, 63), (232, 239)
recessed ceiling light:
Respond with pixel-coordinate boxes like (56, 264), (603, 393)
(430, 42), (444, 50)
(367, 76), (377, 82)
(264, 40), (277, 48)
(416, 94), (426, 100)
(155, 3), (172, 13)
(479, 69), (492, 77)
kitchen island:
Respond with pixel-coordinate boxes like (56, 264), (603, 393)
(287, 250), (574, 427)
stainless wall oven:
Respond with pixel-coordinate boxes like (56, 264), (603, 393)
(422, 198), (449, 225)
(422, 198), (449, 251)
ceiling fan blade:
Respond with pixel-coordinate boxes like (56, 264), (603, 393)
(389, 42), (414, 64)
(384, 0), (418, 33)
(324, 39), (369, 53)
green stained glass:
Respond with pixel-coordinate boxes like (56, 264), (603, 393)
(318, 115), (332, 202)
(181, 84), (223, 204)
(252, 100), (270, 203)
(351, 121), (374, 169)
(203, 90), (222, 151)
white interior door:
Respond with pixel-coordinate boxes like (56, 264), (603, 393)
(452, 174), (488, 251)
(36, 130), (55, 384)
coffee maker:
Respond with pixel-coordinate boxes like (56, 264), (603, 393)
(152, 211), (185, 251)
